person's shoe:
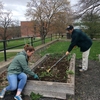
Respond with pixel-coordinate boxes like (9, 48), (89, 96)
(79, 69), (86, 72)
(14, 95), (22, 100)
(0, 89), (6, 98)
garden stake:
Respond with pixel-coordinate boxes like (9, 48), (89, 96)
(46, 54), (66, 73)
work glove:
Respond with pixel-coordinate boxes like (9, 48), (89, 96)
(33, 74), (39, 80)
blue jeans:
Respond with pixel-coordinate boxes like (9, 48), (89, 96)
(6, 73), (27, 92)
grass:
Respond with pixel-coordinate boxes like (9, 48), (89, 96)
(0, 37), (56, 62)
(0, 52), (17, 62)
(0, 39), (27, 49)
(0, 40), (100, 62)
(40, 40), (100, 60)
(0, 37), (56, 49)
(89, 40), (100, 60)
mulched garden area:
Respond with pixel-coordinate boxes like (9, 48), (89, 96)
(0, 59), (100, 100)
(28, 54), (70, 83)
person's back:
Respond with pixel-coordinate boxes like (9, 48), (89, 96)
(72, 29), (92, 52)
(7, 51), (28, 75)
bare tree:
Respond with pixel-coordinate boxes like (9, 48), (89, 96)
(10, 20), (21, 38)
(75, 0), (100, 18)
(0, 11), (13, 40)
(25, 0), (72, 43)
(50, 12), (69, 34)
(72, 0), (100, 38)
(0, 2), (21, 40)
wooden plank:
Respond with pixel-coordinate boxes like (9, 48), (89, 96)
(23, 80), (74, 99)
(23, 53), (76, 99)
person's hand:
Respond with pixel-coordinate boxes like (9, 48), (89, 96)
(33, 74), (39, 80)
(66, 51), (69, 55)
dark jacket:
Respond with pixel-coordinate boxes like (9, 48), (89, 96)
(68, 29), (92, 52)
(7, 51), (35, 76)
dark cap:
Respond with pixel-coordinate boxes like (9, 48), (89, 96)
(66, 25), (73, 31)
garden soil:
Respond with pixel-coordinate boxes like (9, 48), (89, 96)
(0, 59), (100, 100)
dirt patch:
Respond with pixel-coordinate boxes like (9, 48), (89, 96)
(28, 54), (70, 83)
(0, 71), (8, 91)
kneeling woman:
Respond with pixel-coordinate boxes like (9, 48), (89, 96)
(0, 44), (39, 100)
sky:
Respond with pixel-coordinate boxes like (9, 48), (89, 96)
(1, 0), (78, 21)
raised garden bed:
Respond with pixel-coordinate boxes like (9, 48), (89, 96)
(23, 53), (76, 99)
(0, 71), (8, 91)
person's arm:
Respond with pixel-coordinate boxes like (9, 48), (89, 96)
(67, 33), (79, 52)
(18, 55), (35, 76)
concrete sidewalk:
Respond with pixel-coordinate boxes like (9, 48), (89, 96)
(0, 40), (58, 74)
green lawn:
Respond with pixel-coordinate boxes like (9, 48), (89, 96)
(0, 40), (100, 62)
(0, 52), (17, 62)
(40, 40), (100, 60)
(0, 37), (56, 62)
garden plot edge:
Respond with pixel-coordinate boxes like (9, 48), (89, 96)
(23, 53), (76, 99)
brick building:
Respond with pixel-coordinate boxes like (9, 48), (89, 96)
(21, 21), (34, 37)
(21, 21), (40, 37)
